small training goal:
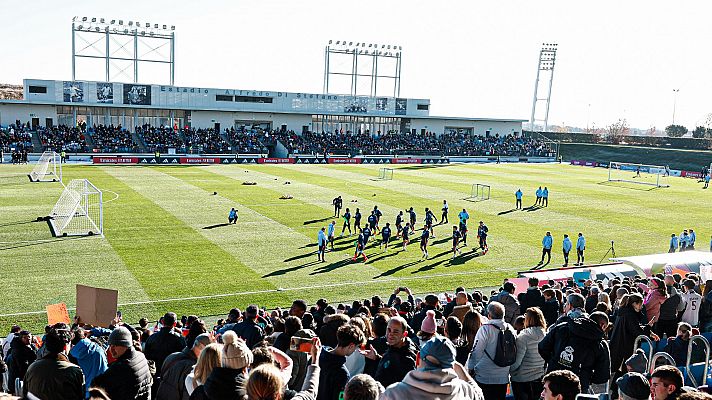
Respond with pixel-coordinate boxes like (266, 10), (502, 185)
(378, 168), (394, 180)
(48, 179), (103, 237)
(28, 151), (62, 182)
(468, 184), (491, 201)
(608, 162), (670, 188)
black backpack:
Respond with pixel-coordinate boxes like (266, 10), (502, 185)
(485, 324), (517, 367)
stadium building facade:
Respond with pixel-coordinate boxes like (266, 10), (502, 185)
(0, 79), (525, 137)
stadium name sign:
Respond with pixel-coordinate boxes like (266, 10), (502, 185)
(159, 85), (341, 100)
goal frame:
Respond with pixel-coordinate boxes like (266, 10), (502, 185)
(379, 168), (394, 180)
(608, 161), (670, 188)
(28, 151), (62, 183)
(469, 183), (491, 201)
(48, 179), (104, 237)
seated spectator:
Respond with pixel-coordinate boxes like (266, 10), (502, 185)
(663, 322), (704, 366)
(650, 365), (685, 400)
(625, 349), (649, 374)
(541, 370), (581, 400)
(617, 372), (651, 400)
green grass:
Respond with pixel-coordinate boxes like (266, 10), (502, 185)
(0, 162), (709, 331)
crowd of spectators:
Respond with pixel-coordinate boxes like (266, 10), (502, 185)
(184, 128), (230, 154)
(3, 271), (712, 400)
(0, 123), (34, 153)
(136, 125), (184, 153)
(225, 127), (273, 154)
(89, 125), (140, 153)
(37, 125), (89, 153)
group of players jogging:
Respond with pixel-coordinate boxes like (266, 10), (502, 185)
(317, 197), (489, 263)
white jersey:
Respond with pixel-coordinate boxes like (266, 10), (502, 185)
(681, 291), (703, 326)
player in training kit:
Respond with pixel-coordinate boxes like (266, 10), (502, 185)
(380, 223), (392, 251)
(420, 225), (430, 259)
(441, 200), (449, 224)
(669, 233), (678, 253)
(340, 208), (352, 237)
(373, 206), (383, 234)
(354, 208), (362, 231)
(333, 196), (342, 217)
(704, 173), (710, 189)
(689, 228), (696, 250)
(395, 211), (404, 237)
(317, 227), (327, 262)
(477, 221), (489, 253)
(424, 208), (437, 238)
(535, 187), (543, 206)
(327, 221), (336, 251)
(451, 226), (462, 258)
(408, 207), (417, 233)
(576, 232), (585, 266)
(680, 230), (690, 251)
(458, 209), (469, 246)
(539, 231), (553, 265)
(353, 229), (368, 262)
(562, 234), (572, 267)
(402, 223), (411, 250)
(515, 189), (523, 209)
(228, 208), (238, 224)
(362, 225), (372, 246)
(542, 187), (549, 207)
(367, 211), (377, 235)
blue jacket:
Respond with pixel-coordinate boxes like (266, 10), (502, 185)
(318, 231), (327, 246)
(542, 235), (553, 249)
(670, 236), (678, 248)
(576, 236), (585, 250)
(515, 190), (523, 199)
(70, 338), (108, 398)
(563, 237), (572, 252)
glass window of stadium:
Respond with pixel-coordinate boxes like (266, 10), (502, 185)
(311, 115), (401, 135)
(58, 106), (188, 129)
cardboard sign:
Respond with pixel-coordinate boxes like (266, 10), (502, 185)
(76, 284), (118, 327)
(46, 302), (71, 325)
(450, 304), (473, 322)
(508, 278), (531, 295)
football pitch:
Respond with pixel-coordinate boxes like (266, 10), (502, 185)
(0, 162), (707, 330)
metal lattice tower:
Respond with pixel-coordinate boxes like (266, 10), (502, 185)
(529, 43), (558, 132)
(323, 40), (402, 97)
(71, 16), (175, 84)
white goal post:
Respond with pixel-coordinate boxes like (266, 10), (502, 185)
(48, 179), (103, 237)
(379, 168), (394, 180)
(28, 151), (62, 182)
(469, 184), (491, 201)
(608, 161), (670, 188)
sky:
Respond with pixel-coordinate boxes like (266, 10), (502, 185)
(2, 0), (712, 131)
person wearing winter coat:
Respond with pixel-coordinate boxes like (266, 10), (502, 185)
(542, 290), (560, 328)
(23, 327), (85, 400)
(538, 312), (611, 393)
(380, 335), (485, 400)
(609, 293), (658, 374)
(156, 333), (212, 400)
(6, 330), (36, 394)
(519, 278), (545, 315)
(510, 308), (547, 400)
(644, 278), (668, 325)
(70, 328), (108, 399)
(317, 325), (365, 400)
(188, 331), (251, 400)
(361, 316), (418, 389)
(662, 322), (704, 366)
(287, 329), (317, 391)
(92, 327), (153, 400)
(491, 282), (520, 325)
(467, 302), (514, 400)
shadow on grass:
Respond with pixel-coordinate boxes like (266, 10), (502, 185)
(524, 205), (544, 212)
(412, 249), (484, 273)
(202, 223), (232, 230)
(0, 219), (44, 229)
(374, 259), (423, 278)
(596, 181), (661, 191)
(310, 258), (353, 275)
(0, 235), (92, 251)
(303, 216), (333, 225)
(497, 209), (517, 216)
(263, 260), (322, 277)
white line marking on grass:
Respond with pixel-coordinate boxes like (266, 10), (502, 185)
(103, 190), (120, 204)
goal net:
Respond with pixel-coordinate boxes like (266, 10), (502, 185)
(379, 168), (394, 180)
(48, 179), (103, 237)
(469, 184), (491, 201)
(28, 151), (62, 182)
(608, 162), (670, 188)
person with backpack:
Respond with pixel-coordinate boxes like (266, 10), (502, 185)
(537, 311), (611, 393)
(466, 301), (516, 400)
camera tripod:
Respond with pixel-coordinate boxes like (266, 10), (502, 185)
(599, 240), (616, 263)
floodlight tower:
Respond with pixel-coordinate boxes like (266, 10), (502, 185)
(529, 43), (558, 132)
(71, 16), (175, 84)
(323, 40), (402, 97)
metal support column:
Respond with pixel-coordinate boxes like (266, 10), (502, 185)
(105, 28), (110, 82)
(133, 31), (138, 83)
(170, 32), (175, 85)
(71, 23), (76, 81)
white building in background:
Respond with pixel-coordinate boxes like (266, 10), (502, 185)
(0, 79), (525, 136)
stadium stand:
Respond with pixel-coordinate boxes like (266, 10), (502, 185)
(37, 125), (89, 153)
(89, 124), (140, 153)
(0, 124), (33, 152)
(3, 273), (712, 399)
(184, 127), (230, 154)
(136, 125), (185, 153)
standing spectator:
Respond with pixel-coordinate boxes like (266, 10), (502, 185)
(657, 280), (684, 338)
(411, 295), (443, 334)
(184, 343), (222, 396)
(92, 327), (153, 400)
(290, 300), (308, 319)
(467, 302), (514, 400)
(221, 305), (265, 349)
(510, 308), (547, 400)
(23, 326), (85, 400)
(538, 311), (611, 393)
(585, 287), (600, 315)
(380, 336), (484, 400)
(609, 294), (658, 374)
(699, 280), (712, 332)
(275, 316), (303, 353)
(492, 282), (520, 325)
(650, 366), (685, 400)
(520, 278), (545, 315)
(343, 374), (384, 400)
(362, 316), (417, 388)
(542, 290), (560, 328)
(145, 312), (186, 392)
(616, 372), (651, 400)
(317, 325), (365, 400)
(444, 316), (471, 366)
(541, 370), (581, 400)
(680, 279), (703, 327)
(7, 330), (36, 395)
(190, 331), (251, 400)
(70, 327), (108, 399)
(645, 278), (668, 328)
(156, 333), (212, 400)
(555, 293), (587, 325)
